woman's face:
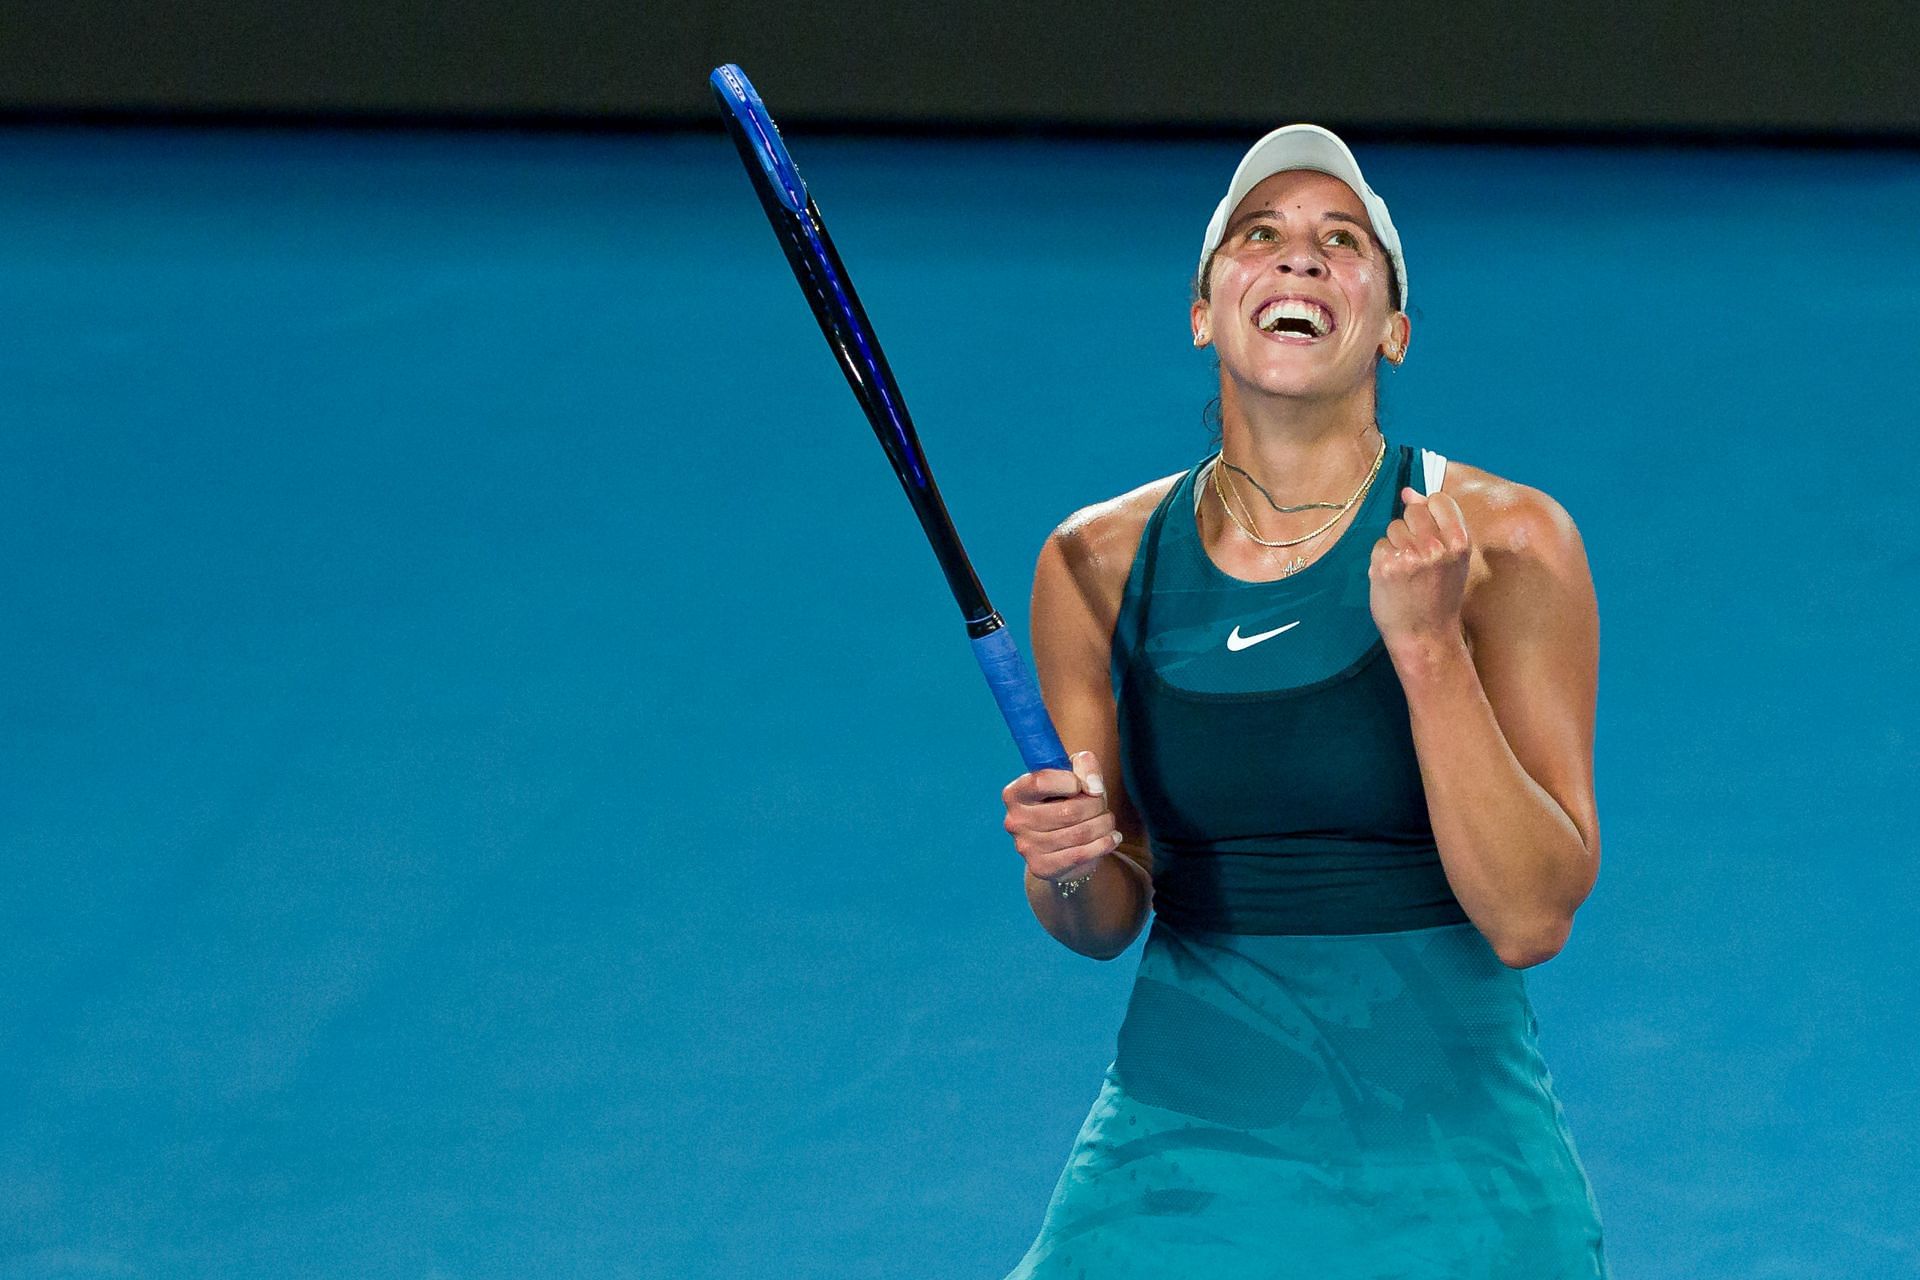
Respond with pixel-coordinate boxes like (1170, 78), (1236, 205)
(1193, 169), (1409, 402)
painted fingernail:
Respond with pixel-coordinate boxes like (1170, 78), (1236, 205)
(1111, 831), (1125, 846)
(1087, 774), (1106, 796)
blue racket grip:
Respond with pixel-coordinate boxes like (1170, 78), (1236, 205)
(970, 626), (1071, 774)
(709, 64), (808, 214)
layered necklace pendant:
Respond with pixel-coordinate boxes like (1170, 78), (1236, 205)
(1211, 438), (1387, 571)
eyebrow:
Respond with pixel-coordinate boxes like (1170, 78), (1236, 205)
(1228, 208), (1372, 235)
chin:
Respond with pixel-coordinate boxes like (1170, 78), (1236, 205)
(1253, 374), (1328, 399)
(1237, 365), (1345, 401)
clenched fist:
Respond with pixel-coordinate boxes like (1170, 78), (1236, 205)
(1001, 750), (1124, 885)
(1369, 486), (1471, 651)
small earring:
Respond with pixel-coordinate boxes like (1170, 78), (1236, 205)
(1194, 329), (1209, 347)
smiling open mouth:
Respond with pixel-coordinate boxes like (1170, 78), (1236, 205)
(1254, 298), (1334, 340)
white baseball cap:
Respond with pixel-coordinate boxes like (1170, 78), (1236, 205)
(1196, 124), (1408, 311)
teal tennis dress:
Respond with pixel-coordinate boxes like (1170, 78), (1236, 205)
(1003, 443), (1609, 1279)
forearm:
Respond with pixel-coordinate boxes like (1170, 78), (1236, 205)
(1024, 855), (1150, 961)
(1391, 633), (1596, 965)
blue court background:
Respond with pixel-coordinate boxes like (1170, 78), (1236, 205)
(2, 126), (1916, 1278)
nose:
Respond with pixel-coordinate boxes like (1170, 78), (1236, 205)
(1275, 240), (1327, 280)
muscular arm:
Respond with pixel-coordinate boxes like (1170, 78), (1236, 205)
(1384, 476), (1601, 968)
(1017, 494), (1166, 960)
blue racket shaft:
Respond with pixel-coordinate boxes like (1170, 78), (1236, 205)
(709, 63), (1068, 775)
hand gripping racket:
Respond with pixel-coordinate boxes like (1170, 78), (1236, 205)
(709, 63), (1069, 774)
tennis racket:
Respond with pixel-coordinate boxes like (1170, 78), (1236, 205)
(708, 63), (1069, 775)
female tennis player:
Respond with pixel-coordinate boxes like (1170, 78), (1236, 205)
(998, 125), (1609, 1277)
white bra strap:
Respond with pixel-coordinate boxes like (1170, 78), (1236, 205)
(1192, 456), (1216, 515)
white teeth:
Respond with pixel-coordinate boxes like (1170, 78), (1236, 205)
(1255, 298), (1333, 338)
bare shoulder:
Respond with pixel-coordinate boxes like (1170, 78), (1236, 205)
(1039, 469), (1187, 635)
(1442, 460), (1585, 561)
(1439, 460), (1594, 623)
(1051, 470), (1185, 580)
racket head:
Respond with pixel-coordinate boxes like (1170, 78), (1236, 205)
(709, 65), (808, 215)
(707, 64), (1070, 774)
(708, 66), (939, 501)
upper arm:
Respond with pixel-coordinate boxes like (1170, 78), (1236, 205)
(1029, 509), (1156, 890)
(1459, 482), (1602, 869)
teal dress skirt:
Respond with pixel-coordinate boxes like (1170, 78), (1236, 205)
(1003, 445), (1609, 1278)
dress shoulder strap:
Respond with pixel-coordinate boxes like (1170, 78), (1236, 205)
(1110, 460), (1207, 699)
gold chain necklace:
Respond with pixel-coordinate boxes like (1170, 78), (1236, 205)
(1211, 436), (1386, 553)
(1222, 461), (1349, 513)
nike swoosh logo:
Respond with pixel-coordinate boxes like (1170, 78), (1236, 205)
(1225, 621), (1301, 652)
